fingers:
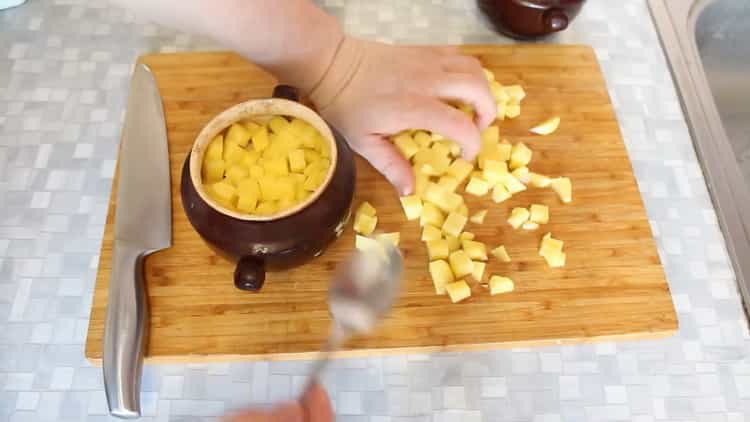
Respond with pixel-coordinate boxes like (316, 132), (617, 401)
(440, 54), (483, 74)
(301, 383), (335, 422)
(351, 134), (415, 196)
(430, 72), (497, 130)
(223, 403), (303, 422)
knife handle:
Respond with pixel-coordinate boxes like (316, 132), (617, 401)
(103, 242), (149, 419)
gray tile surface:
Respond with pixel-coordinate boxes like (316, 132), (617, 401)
(1, 0), (748, 420)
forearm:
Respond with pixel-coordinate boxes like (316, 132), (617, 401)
(112, 0), (343, 94)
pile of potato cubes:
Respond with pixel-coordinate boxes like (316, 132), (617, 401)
(353, 68), (572, 303)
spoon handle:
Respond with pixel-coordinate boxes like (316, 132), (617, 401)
(302, 323), (348, 395)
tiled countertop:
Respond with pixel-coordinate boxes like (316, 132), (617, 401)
(1, 0), (749, 421)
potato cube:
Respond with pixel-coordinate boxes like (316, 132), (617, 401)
(459, 231), (475, 241)
(504, 85), (526, 102)
(477, 147), (506, 170)
(437, 176), (461, 192)
(470, 209), (488, 225)
(447, 158), (474, 183)
(483, 160), (508, 185)
(355, 234), (380, 252)
(288, 149), (306, 173)
(544, 251), (566, 268)
(223, 142), (246, 165)
(202, 160), (226, 184)
(501, 173), (527, 194)
(303, 149), (322, 164)
(505, 104), (521, 119)
(509, 143), (532, 170)
(522, 221), (539, 230)
(413, 131), (432, 148)
(491, 184), (512, 203)
(457, 203), (469, 217)
(481, 125), (499, 145)
(205, 134), (224, 161)
(529, 116), (560, 135)
(357, 201), (377, 218)
(498, 142), (512, 161)
(288, 117), (309, 134)
(422, 224), (442, 242)
(430, 132), (446, 141)
(398, 195), (422, 221)
(539, 233), (564, 257)
(257, 177), (279, 201)
(445, 280), (471, 303)
(255, 201), (278, 216)
(376, 232), (400, 247)
(442, 212), (467, 238)
(448, 250), (474, 279)
(266, 157), (290, 177)
(393, 132), (419, 159)
(491, 245), (511, 262)
(551, 177), (572, 203)
(461, 239), (488, 261)
(429, 260), (454, 294)
(426, 239), (450, 260)
(242, 149), (260, 168)
(225, 123), (253, 147)
(507, 207), (530, 229)
(268, 116), (289, 134)
(490, 80), (507, 102)
(528, 172), (551, 188)
(226, 164), (249, 186)
(529, 204), (549, 224)
(318, 138), (331, 158)
(236, 193), (258, 213)
(465, 176), (491, 197)
(420, 154), (450, 176)
(354, 212), (377, 236)
(251, 126), (269, 152)
(483, 68), (495, 82)
(302, 171), (326, 191)
(471, 261), (486, 282)
(414, 172), (430, 197)
(237, 178), (260, 198)
(209, 180), (237, 208)
(511, 166), (530, 184)
(424, 183), (463, 213)
(496, 102), (506, 121)
(430, 142), (451, 159)
(420, 202), (445, 227)
(249, 164), (265, 179)
(445, 236), (460, 252)
(489, 276), (514, 295)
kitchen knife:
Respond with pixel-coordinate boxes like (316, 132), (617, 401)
(103, 63), (171, 419)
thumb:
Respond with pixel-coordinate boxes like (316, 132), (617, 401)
(352, 134), (415, 196)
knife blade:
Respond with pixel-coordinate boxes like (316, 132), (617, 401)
(103, 63), (171, 419)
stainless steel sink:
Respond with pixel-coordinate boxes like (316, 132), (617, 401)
(650, 0), (750, 314)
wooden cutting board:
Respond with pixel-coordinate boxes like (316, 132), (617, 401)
(86, 45), (677, 363)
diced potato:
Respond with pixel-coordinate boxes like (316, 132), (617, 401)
(430, 132), (446, 141)
(242, 149), (260, 168)
(223, 141), (246, 165)
(528, 172), (551, 188)
(445, 235), (460, 252)
(480, 125), (499, 145)
(550, 177), (572, 203)
(437, 176), (460, 192)
(539, 232), (564, 257)
(268, 116), (289, 134)
(466, 177), (491, 196)
(356, 234), (381, 252)
(505, 104), (521, 119)
(258, 177), (280, 201)
(471, 261), (486, 282)
(447, 159), (474, 183)
(489, 276), (514, 295)
(507, 207), (530, 229)
(288, 149), (306, 173)
(414, 172), (430, 197)
(429, 260), (454, 294)
(497, 142), (512, 162)
(501, 173), (527, 194)
(288, 117), (309, 135)
(357, 201), (377, 218)
(302, 171), (326, 191)
(483, 160), (508, 184)
(225, 123), (253, 147)
(209, 180), (237, 208)
(489, 80), (507, 102)
(202, 160), (226, 184)
(522, 221), (539, 230)
(482, 68), (495, 82)
(544, 250), (566, 268)
(236, 193), (258, 213)
(412, 131), (431, 149)
(376, 232), (400, 247)
(449, 250), (474, 279)
(478, 146), (507, 170)
(491, 245), (511, 262)
(529, 204), (549, 224)
(445, 280), (471, 303)
(426, 239), (450, 260)
(504, 85), (526, 102)
(255, 201), (278, 215)
(422, 225), (442, 242)
(496, 102), (506, 121)
(265, 157), (290, 177)
(205, 135), (224, 161)
(303, 149), (322, 165)
(419, 153), (450, 176)
(469, 209), (487, 225)
(529, 117), (560, 135)
(511, 166), (530, 184)
(251, 126), (269, 152)
(424, 183), (463, 213)
(457, 203), (469, 217)
(509, 142), (532, 170)
(393, 132), (419, 159)
(461, 239), (488, 261)
(442, 140), (462, 157)
(430, 142), (452, 159)
(249, 164), (265, 179)
(491, 184), (512, 203)
(459, 232), (475, 241)
(420, 202), (445, 227)
(353, 212), (377, 236)
(400, 195), (422, 221)
(442, 212), (468, 238)
(225, 164), (249, 186)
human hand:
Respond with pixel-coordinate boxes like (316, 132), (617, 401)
(223, 383), (333, 422)
(309, 37), (497, 196)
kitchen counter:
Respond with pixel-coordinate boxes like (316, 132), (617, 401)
(0, 0), (747, 421)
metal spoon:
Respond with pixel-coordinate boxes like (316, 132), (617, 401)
(303, 242), (403, 393)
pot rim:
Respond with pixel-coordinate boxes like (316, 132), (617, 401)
(189, 97), (339, 222)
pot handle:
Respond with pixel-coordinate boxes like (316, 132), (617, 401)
(272, 85), (300, 102)
(234, 255), (266, 291)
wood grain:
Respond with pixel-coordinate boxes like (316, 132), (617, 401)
(85, 46), (677, 363)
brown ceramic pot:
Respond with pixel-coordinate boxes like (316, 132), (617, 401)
(478, 0), (586, 39)
(180, 86), (355, 292)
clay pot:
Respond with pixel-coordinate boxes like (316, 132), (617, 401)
(180, 86), (356, 291)
(478, 0), (586, 39)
